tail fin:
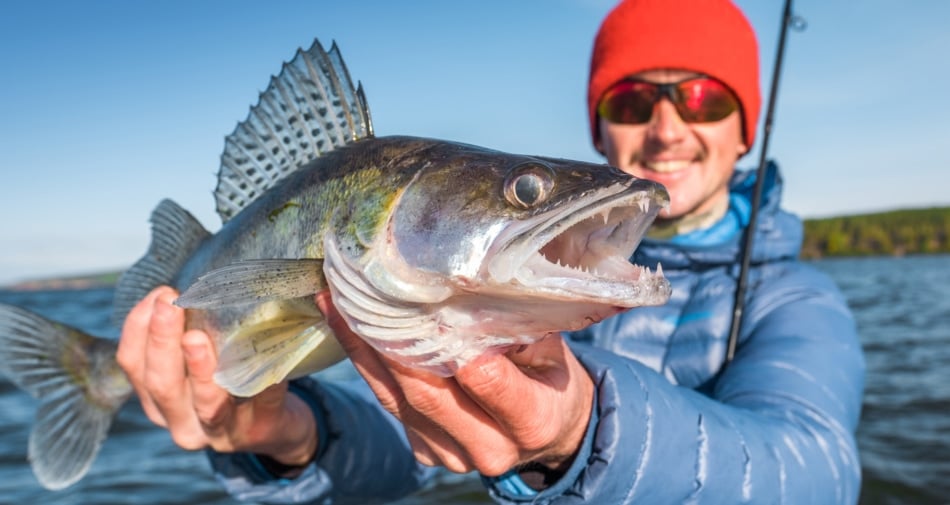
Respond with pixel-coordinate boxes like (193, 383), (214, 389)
(0, 303), (132, 490)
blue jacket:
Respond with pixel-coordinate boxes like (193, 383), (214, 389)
(209, 164), (866, 504)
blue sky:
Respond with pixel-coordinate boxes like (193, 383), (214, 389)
(2, 0), (948, 285)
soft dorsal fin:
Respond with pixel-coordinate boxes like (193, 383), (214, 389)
(114, 199), (211, 324)
(214, 39), (374, 223)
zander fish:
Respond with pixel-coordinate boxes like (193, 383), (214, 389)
(0, 39), (671, 490)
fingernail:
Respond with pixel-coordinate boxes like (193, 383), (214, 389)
(153, 292), (177, 316)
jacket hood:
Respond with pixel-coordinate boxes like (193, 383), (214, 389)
(633, 161), (803, 270)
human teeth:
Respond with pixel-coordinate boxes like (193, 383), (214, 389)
(645, 160), (691, 173)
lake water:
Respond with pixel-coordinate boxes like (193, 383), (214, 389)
(0, 255), (947, 504)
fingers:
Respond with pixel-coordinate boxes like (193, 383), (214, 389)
(458, 335), (594, 467)
(117, 286), (179, 427)
(404, 422), (473, 473)
(141, 289), (198, 437)
(116, 286), (313, 457)
(181, 329), (232, 438)
(455, 353), (560, 456)
(314, 291), (581, 475)
(118, 286), (213, 449)
(117, 287), (169, 393)
(316, 292), (404, 416)
(315, 292), (493, 472)
(458, 335), (566, 427)
(314, 291), (403, 414)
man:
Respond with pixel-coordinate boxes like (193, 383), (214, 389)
(118, 0), (865, 503)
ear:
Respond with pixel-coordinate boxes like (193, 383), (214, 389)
(737, 142), (748, 155)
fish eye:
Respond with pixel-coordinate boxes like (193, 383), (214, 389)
(504, 163), (555, 209)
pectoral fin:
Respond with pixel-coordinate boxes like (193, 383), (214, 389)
(175, 259), (325, 309)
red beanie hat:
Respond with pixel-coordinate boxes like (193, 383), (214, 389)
(588, 0), (761, 150)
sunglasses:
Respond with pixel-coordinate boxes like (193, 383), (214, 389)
(597, 76), (739, 125)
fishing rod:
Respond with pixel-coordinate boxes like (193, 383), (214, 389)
(725, 0), (805, 365)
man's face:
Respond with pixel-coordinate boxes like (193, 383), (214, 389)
(596, 69), (747, 221)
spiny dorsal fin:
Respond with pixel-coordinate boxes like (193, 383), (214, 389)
(214, 39), (374, 223)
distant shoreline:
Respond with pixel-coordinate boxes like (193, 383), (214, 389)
(3, 271), (122, 292)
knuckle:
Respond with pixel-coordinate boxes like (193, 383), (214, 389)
(119, 297), (150, 336)
(515, 419), (560, 452)
(457, 361), (509, 397)
(141, 405), (168, 429)
(402, 388), (444, 417)
(442, 455), (474, 474)
(377, 392), (407, 418)
(115, 345), (134, 372)
(473, 452), (517, 477)
(170, 430), (207, 451)
(197, 407), (229, 430)
(195, 399), (232, 431)
(148, 303), (184, 341)
(144, 371), (179, 403)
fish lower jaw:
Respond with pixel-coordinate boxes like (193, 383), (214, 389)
(510, 254), (670, 307)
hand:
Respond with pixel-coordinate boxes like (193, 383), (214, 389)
(315, 291), (594, 477)
(116, 286), (318, 467)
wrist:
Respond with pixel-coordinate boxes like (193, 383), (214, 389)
(546, 365), (594, 468)
(252, 383), (322, 479)
(522, 367), (595, 490)
(265, 392), (319, 467)
(518, 424), (584, 491)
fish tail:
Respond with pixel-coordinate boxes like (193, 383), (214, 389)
(114, 199), (210, 324)
(0, 303), (132, 490)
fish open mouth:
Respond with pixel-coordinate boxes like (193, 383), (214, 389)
(487, 181), (672, 307)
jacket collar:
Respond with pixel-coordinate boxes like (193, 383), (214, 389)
(633, 161), (803, 270)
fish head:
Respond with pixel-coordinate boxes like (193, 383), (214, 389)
(321, 139), (672, 374)
(370, 141), (671, 324)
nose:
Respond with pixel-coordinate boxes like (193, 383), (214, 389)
(646, 98), (688, 145)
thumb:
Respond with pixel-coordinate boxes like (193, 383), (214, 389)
(505, 333), (569, 371)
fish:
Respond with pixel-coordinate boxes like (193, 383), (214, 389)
(0, 39), (671, 490)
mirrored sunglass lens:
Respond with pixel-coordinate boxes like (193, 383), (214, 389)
(676, 79), (738, 122)
(598, 82), (656, 124)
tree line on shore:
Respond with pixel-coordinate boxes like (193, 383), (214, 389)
(800, 206), (950, 259)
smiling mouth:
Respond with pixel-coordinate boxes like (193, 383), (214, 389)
(643, 159), (694, 173)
